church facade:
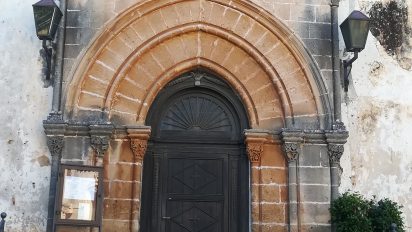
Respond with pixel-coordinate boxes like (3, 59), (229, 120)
(0, 0), (411, 231)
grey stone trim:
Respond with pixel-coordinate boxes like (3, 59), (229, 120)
(89, 124), (114, 158)
(46, 137), (64, 156)
(328, 144), (344, 165)
(281, 129), (303, 231)
(325, 121), (349, 201)
(283, 143), (299, 162)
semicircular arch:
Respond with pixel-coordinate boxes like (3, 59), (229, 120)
(64, 0), (332, 130)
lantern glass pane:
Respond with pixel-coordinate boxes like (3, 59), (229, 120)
(349, 20), (370, 49)
(33, 6), (53, 38)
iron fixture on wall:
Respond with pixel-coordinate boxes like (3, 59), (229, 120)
(340, 10), (371, 92)
(32, 0), (63, 84)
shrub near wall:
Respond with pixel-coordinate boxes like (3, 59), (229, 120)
(330, 192), (405, 232)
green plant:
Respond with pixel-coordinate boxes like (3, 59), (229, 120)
(330, 192), (372, 232)
(370, 198), (405, 232)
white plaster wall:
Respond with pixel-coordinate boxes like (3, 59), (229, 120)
(339, 0), (412, 229)
(0, 1), (53, 231)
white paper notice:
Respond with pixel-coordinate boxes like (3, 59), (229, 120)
(77, 203), (92, 220)
(63, 176), (96, 201)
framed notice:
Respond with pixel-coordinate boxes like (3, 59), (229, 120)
(55, 164), (103, 226)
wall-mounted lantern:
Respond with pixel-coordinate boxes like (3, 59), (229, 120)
(32, 0), (63, 83)
(55, 165), (103, 229)
(340, 10), (371, 92)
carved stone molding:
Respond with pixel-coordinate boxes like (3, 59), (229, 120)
(283, 143), (299, 163)
(328, 144), (344, 164)
(246, 143), (264, 163)
(90, 136), (110, 157)
(244, 129), (274, 163)
(130, 139), (148, 161)
(89, 124), (114, 158)
(127, 126), (151, 162)
(46, 136), (64, 156)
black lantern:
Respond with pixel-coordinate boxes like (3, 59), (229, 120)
(32, 0), (63, 84)
(340, 10), (371, 52)
(340, 10), (371, 92)
(33, 0), (63, 40)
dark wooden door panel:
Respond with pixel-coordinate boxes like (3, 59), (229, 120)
(161, 154), (228, 231)
(165, 200), (223, 232)
(167, 156), (225, 196)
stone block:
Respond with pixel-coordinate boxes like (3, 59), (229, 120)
(261, 203), (286, 223)
(260, 168), (287, 185)
(103, 199), (133, 220)
(309, 23), (331, 40)
(299, 185), (330, 203)
(64, 44), (82, 59)
(273, 3), (291, 20)
(300, 203), (331, 224)
(313, 55), (332, 70)
(315, 5), (331, 23)
(299, 167), (330, 185)
(66, 10), (91, 28)
(290, 4), (315, 22)
(109, 140), (134, 163)
(102, 219), (131, 231)
(302, 39), (332, 56)
(104, 163), (134, 181)
(301, 225), (331, 232)
(108, 181), (133, 199)
(300, 144), (328, 167)
(261, 144), (285, 167)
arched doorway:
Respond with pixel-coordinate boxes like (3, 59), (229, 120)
(140, 70), (250, 232)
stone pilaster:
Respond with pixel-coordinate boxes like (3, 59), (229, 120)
(325, 121), (349, 200)
(244, 130), (274, 231)
(43, 114), (67, 232)
(127, 126), (151, 232)
(89, 124), (114, 166)
(281, 129), (303, 232)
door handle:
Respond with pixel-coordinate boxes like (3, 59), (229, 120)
(162, 216), (171, 220)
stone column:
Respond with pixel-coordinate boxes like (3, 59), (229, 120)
(43, 113), (67, 232)
(326, 121), (349, 201)
(244, 130), (271, 232)
(89, 124), (114, 166)
(281, 130), (303, 232)
(127, 126), (151, 232)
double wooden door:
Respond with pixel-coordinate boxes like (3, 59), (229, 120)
(140, 71), (249, 232)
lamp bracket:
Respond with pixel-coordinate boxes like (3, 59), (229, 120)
(342, 51), (358, 92)
(40, 39), (54, 87)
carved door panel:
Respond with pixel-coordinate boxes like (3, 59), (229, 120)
(161, 154), (227, 232)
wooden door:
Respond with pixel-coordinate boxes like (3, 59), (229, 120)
(140, 71), (249, 232)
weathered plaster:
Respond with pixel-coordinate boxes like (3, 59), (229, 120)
(340, 0), (412, 229)
(0, 1), (53, 231)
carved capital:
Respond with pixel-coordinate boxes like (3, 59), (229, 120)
(90, 136), (110, 157)
(283, 143), (299, 162)
(46, 136), (64, 156)
(130, 139), (148, 161)
(127, 126), (151, 162)
(246, 143), (264, 163)
(328, 144), (344, 164)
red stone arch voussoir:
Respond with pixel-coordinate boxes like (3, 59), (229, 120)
(65, 0), (332, 130)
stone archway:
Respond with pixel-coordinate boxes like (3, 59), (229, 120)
(59, 0), (337, 231)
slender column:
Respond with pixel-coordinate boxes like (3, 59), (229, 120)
(89, 124), (114, 166)
(326, 121), (349, 200)
(244, 131), (267, 232)
(281, 130), (303, 232)
(127, 126), (151, 232)
(44, 117), (67, 232)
